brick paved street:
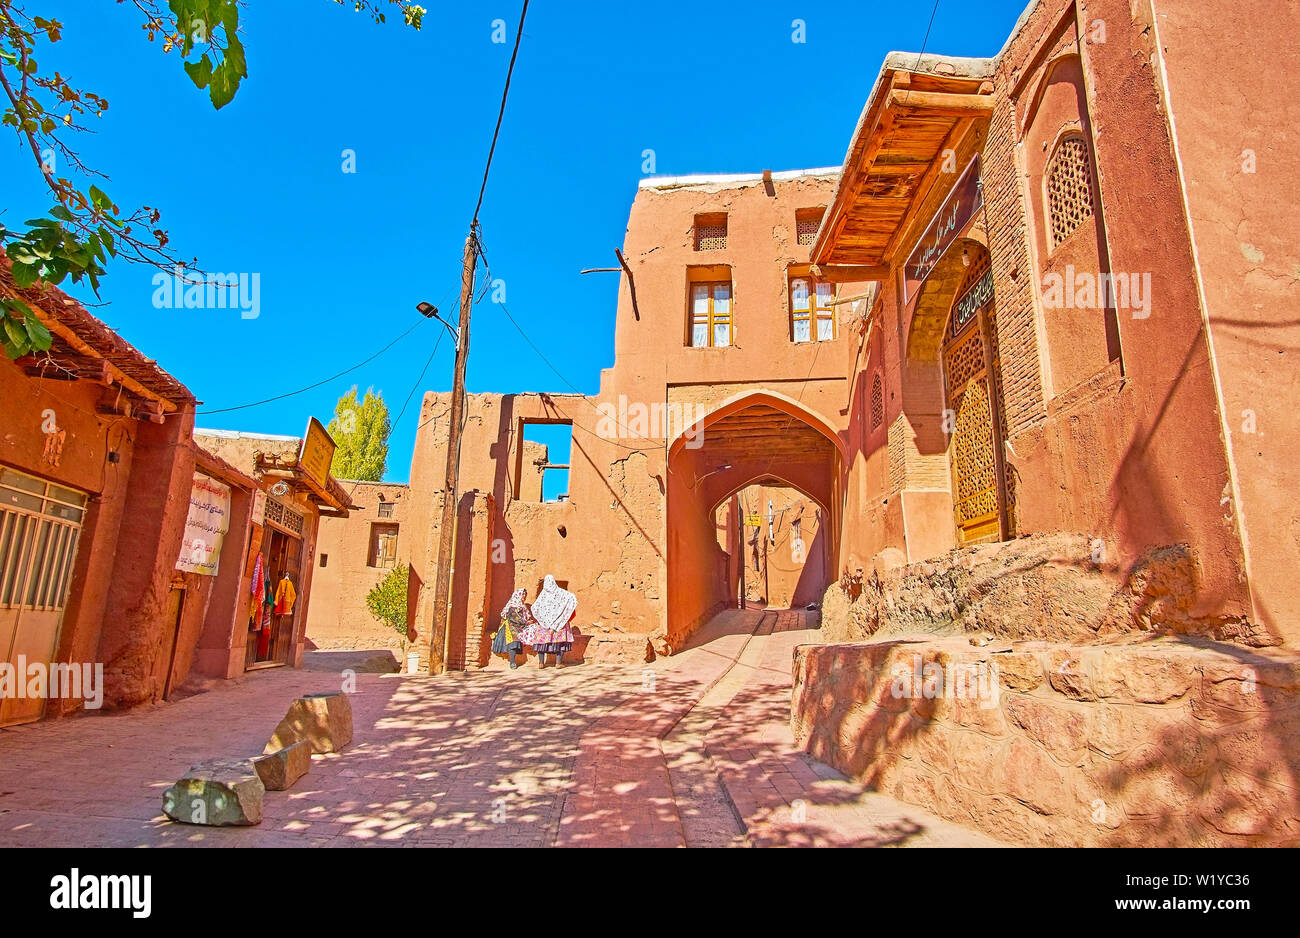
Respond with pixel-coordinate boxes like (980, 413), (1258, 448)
(0, 611), (1000, 847)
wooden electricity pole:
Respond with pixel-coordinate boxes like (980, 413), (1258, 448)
(427, 230), (477, 673)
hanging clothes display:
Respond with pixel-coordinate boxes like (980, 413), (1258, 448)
(249, 552), (265, 622)
(273, 574), (296, 616)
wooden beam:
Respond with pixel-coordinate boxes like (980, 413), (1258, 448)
(882, 117), (973, 262)
(811, 264), (890, 284)
(887, 89), (995, 117)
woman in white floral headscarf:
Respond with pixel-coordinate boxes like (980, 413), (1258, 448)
(520, 575), (577, 668)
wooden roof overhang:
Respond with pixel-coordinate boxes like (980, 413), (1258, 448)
(811, 54), (997, 279)
(1, 261), (196, 422)
(254, 452), (355, 518)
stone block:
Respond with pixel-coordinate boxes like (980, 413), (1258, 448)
(162, 758), (264, 826)
(266, 692), (354, 755)
(252, 739), (312, 791)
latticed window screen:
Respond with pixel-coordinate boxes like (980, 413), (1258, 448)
(1047, 136), (1095, 248)
(796, 209), (824, 247)
(694, 214), (728, 251)
(264, 498), (304, 535)
(870, 375), (884, 430)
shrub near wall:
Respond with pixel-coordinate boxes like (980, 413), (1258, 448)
(791, 638), (1300, 846)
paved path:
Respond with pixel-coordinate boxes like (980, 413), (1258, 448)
(0, 610), (1001, 847)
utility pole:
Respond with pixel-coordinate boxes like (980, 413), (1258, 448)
(427, 229), (477, 673)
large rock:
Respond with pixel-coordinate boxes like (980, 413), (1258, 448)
(162, 758), (265, 826)
(252, 739), (312, 791)
(265, 692), (353, 755)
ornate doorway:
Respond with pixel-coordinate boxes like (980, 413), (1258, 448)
(942, 250), (1007, 545)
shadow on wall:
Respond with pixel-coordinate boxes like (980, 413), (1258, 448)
(792, 633), (1300, 847)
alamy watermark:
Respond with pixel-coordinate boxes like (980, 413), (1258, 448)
(594, 395), (709, 449)
(889, 654), (1000, 710)
(151, 265), (261, 320)
(0, 656), (103, 710)
(1041, 265), (1151, 319)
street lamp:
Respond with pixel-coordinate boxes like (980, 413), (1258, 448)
(417, 301), (459, 346)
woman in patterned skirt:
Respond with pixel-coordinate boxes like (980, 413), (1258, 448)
(493, 589), (532, 669)
(520, 575), (577, 668)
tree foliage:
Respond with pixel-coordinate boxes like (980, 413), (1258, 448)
(366, 562), (409, 642)
(328, 386), (391, 481)
(0, 0), (424, 358)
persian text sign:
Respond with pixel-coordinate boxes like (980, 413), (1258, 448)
(903, 155), (983, 303)
(299, 417), (336, 491)
(176, 473), (231, 576)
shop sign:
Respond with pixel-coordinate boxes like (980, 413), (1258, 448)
(299, 417), (336, 491)
(904, 155), (983, 302)
(176, 473), (231, 576)
(251, 489), (266, 526)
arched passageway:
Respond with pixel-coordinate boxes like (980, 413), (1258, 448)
(665, 393), (842, 649)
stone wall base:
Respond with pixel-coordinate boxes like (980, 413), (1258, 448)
(792, 637), (1300, 846)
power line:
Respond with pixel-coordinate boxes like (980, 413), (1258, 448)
(195, 318), (427, 416)
(473, 0), (530, 225)
(390, 328), (446, 435)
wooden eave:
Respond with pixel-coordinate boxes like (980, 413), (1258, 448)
(811, 61), (996, 270)
(1, 260), (197, 417)
(254, 452), (355, 516)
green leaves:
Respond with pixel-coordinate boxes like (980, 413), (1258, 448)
(0, 297), (52, 359)
(169, 0), (247, 109)
(366, 563), (410, 639)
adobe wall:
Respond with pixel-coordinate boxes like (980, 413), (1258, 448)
(1150, 0), (1300, 645)
(793, 637), (1300, 846)
(306, 481), (413, 651)
(992, 0), (1250, 628)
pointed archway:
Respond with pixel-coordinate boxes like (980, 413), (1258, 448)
(665, 393), (842, 649)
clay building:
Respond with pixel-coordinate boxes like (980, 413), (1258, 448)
(392, 169), (856, 667)
(811, 0), (1296, 649)
(1, 263), (354, 726)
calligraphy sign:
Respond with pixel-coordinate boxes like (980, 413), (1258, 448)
(176, 472), (231, 576)
(952, 267), (995, 337)
(903, 155), (983, 303)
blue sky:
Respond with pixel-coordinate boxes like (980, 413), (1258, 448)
(2, 0), (1028, 483)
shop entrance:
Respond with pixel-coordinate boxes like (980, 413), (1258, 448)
(245, 500), (303, 670)
(941, 249), (1009, 545)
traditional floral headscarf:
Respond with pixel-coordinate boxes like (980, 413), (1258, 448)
(530, 575), (577, 631)
(501, 588), (535, 628)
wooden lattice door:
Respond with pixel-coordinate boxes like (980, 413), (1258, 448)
(943, 320), (1000, 544)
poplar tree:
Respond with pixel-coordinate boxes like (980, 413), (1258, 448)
(328, 387), (390, 481)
